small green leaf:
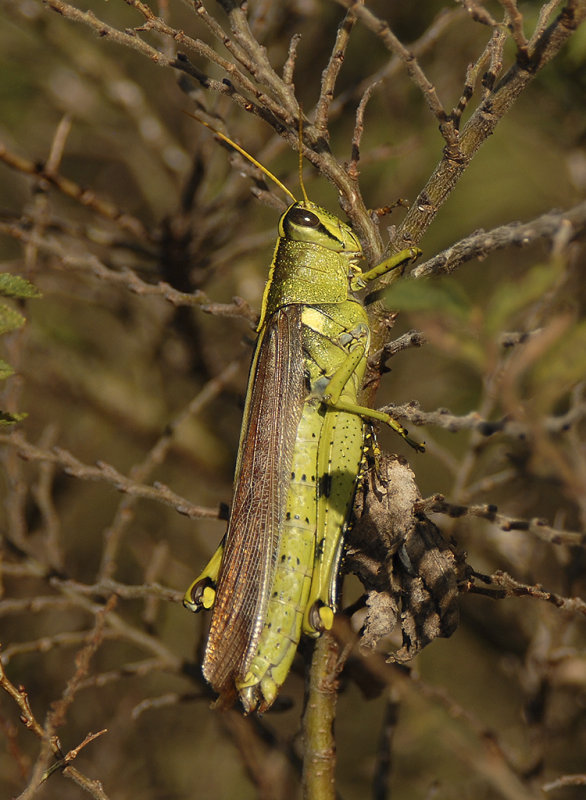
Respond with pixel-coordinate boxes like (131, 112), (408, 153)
(0, 410), (27, 426)
(0, 273), (41, 299)
(0, 359), (15, 380)
(0, 303), (26, 334)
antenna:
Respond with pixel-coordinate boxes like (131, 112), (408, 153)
(297, 113), (310, 204)
(185, 112), (297, 204)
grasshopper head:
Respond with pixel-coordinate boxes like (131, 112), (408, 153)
(279, 201), (362, 260)
(258, 201), (364, 328)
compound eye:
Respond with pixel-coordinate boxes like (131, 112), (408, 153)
(286, 207), (320, 228)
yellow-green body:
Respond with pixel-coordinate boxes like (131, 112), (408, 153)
(184, 200), (421, 712)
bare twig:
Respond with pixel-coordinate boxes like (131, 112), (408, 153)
(0, 596), (76, 618)
(302, 632), (344, 800)
(0, 660), (46, 741)
(315, 10), (357, 135)
(347, 80), (381, 182)
(533, 0), (567, 42)
(368, 329), (427, 370)
(0, 431), (221, 521)
(470, 569), (586, 615)
(31, 425), (64, 571)
(334, 0), (455, 147)
(51, 577), (183, 604)
(411, 201), (586, 279)
(219, 1), (298, 111)
(451, 25), (507, 126)
(0, 222), (257, 320)
(43, 0), (291, 124)
(48, 596), (116, 730)
(328, 7), (465, 119)
(380, 398), (586, 439)
(417, 495), (585, 547)
(282, 32), (302, 87)
(59, 766), (111, 800)
(63, 730), (107, 764)
(500, 0), (530, 53)
(24, 115), (73, 272)
(0, 658), (110, 799)
(2, 632), (104, 665)
(391, 0), (586, 254)
(458, 0), (502, 27)
(543, 773), (586, 791)
(0, 140), (151, 241)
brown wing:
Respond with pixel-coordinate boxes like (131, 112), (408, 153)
(202, 304), (306, 702)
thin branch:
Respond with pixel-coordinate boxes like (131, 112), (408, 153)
(63, 730), (107, 766)
(347, 80), (381, 182)
(220, 1), (298, 111)
(77, 658), (179, 695)
(282, 33), (302, 87)
(532, 0), (567, 42)
(0, 140), (151, 242)
(0, 596), (76, 618)
(328, 7), (465, 119)
(543, 774), (586, 792)
(142, 542), (170, 628)
(458, 0), (502, 27)
(499, 0), (530, 52)
(31, 425), (64, 571)
(410, 672), (520, 776)
(381, 398), (586, 439)
(51, 578), (183, 605)
(0, 660), (46, 741)
(470, 569), (586, 615)
(315, 10), (357, 135)
(0, 222), (257, 320)
(0, 582), (183, 665)
(54, 587), (182, 667)
(411, 201), (586, 279)
(417, 495), (585, 547)
(0, 660), (110, 800)
(1, 632), (99, 665)
(367, 329), (427, 372)
(334, 0), (456, 146)
(0, 431), (221, 521)
(131, 691), (185, 719)
(391, 0), (586, 254)
(302, 632), (342, 800)
(498, 329), (544, 348)
(48, 596), (116, 730)
(451, 25), (507, 127)
(43, 0), (292, 125)
(59, 766), (111, 800)
(24, 114), (73, 272)
(185, 0), (257, 77)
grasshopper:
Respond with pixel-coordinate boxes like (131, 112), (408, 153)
(184, 124), (423, 713)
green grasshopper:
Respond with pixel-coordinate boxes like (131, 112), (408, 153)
(184, 124), (423, 713)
